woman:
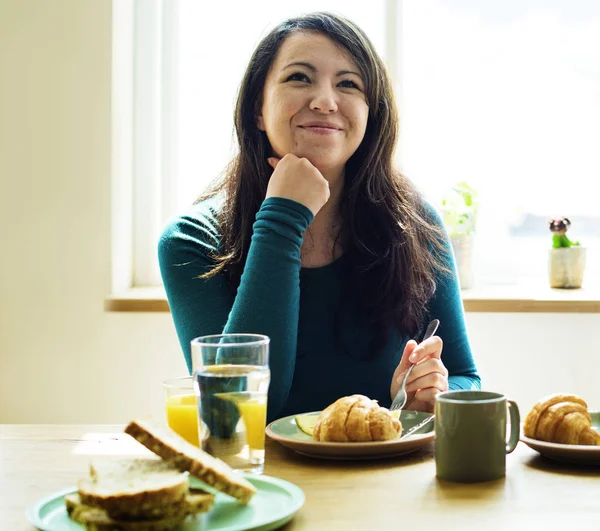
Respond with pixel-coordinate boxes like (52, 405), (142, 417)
(159, 12), (480, 421)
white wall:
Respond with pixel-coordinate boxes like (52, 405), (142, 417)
(467, 313), (600, 415)
(0, 0), (186, 424)
(1, 1), (599, 424)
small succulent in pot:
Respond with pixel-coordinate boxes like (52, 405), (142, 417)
(547, 217), (585, 289)
(548, 217), (580, 248)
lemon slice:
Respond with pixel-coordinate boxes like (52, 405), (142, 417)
(295, 414), (319, 437)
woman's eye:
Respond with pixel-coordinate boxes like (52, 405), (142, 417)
(286, 72), (310, 82)
(338, 79), (360, 89)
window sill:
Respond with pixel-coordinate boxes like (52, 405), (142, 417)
(105, 282), (600, 313)
(105, 287), (169, 312)
(459, 282), (600, 312)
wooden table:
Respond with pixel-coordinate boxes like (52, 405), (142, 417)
(2, 425), (600, 530)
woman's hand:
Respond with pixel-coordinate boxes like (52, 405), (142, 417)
(390, 335), (448, 413)
(266, 154), (330, 216)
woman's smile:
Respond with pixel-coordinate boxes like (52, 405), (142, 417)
(297, 121), (343, 135)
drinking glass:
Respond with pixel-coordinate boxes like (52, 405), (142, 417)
(163, 376), (201, 447)
(191, 334), (270, 474)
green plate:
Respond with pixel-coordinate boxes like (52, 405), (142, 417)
(266, 410), (435, 460)
(26, 474), (304, 531)
(520, 411), (600, 466)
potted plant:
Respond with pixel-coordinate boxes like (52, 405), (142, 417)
(440, 182), (478, 289)
(548, 217), (586, 288)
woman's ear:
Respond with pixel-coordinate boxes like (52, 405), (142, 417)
(256, 113), (265, 131)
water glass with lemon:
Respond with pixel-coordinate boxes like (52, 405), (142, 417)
(191, 334), (270, 474)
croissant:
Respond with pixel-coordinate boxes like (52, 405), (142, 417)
(523, 393), (600, 446)
(313, 395), (402, 442)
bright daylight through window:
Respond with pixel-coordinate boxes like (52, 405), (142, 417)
(130, 0), (600, 289)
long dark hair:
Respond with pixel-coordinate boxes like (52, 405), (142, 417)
(199, 12), (449, 339)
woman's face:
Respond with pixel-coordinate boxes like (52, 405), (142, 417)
(257, 32), (369, 176)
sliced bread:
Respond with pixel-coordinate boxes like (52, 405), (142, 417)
(125, 419), (256, 504)
(186, 488), (217, 513)
(67, 494), (188, 531)
(66, 489), (214, 531)
(78, 458), (188, 519)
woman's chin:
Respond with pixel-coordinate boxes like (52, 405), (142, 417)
(289, 152), (345, 175)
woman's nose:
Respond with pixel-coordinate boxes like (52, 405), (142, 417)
(309, 86), (338, 113)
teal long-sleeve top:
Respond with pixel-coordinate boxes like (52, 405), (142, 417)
(159, 196), (480, 422)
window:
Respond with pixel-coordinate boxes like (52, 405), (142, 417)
(399, 0), (600, 285)
(126, 0), (390, 287)
(124, 0), (600, 289)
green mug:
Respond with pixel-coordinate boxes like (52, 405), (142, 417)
(435, 390), (520, 482)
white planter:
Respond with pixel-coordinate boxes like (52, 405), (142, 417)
(548, 247), (586, 289)
(450, 234), (475, 290)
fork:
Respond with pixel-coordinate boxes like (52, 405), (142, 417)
(389, 318), (440, 412)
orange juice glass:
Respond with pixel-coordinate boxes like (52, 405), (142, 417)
(163, 376), (200, 447)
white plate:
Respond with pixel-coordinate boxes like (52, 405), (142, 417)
(266, 410), (434, 460)
(520, 411), (600, 466)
